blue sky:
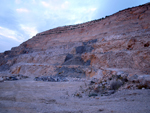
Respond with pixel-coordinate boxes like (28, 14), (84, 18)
(0, 0), (149, 52)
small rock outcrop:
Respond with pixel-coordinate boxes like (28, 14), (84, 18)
(0, 3), (150, 87)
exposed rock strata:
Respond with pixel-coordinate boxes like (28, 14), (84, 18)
(0, 3), (150, 83)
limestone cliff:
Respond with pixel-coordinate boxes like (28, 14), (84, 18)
(0, 3), (150, 78)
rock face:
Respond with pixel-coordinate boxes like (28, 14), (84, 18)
(0, 3), (150, 80)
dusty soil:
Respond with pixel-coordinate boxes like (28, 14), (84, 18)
(0, 78), (150, 113)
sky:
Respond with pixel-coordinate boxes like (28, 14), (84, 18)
(0, 0), (149, 53)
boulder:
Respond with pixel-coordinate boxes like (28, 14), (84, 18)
(34, 76), (69, 82)
(91, 69), (104, 80)
(128, 74), (138, 82)
(110, 79), (123, 90)
(88, 93), (98, 97)
(138, 75), (150, 88)
(0, 77), (4, 82)
(117, 71), (128, 79)
(9, 76), (18, 81)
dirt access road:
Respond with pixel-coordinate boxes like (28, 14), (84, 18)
(0, 79), (150, 113)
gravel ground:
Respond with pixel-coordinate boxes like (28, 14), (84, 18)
(0, 78), (150, 113)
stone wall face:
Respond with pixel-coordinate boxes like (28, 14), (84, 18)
(0, 3), (150, 78)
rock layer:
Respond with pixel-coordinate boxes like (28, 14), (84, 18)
(0, 3), (150, 79)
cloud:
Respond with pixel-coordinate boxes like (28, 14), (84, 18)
(38, 1), (98, 24)
(0, 26), (23, 42)
(41, 0), (70, 10)
(91, 8), (97, 11)
(32, 0), (36, 4)
(61, 1), (69, 9)
(0, 35), (20, 52)
(16, 8), (29, 13)
(20, 24), (38, 38)
(0, 9), (19, 30)
(15, 0), (21, 4)
(41, 1), (49, 7)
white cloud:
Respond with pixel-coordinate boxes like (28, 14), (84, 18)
(41, 1), (49, 7)
(16, 8), (29, 13)
(32, 0), (36, 4)
(74, 20), (82, 24)
(41, 0), (69, 10)
(61, 1), (69, 9)
(0, 26), (23, 42)
(91, 8), (97, 11)
(15, 0), (21, 4)
(20, 24), (38, 38)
